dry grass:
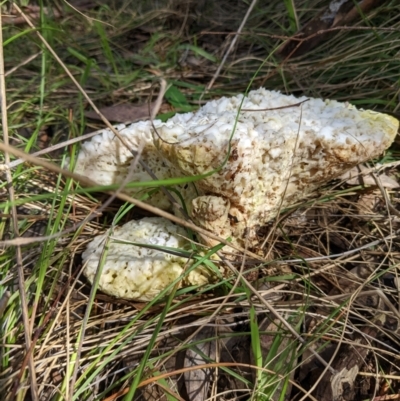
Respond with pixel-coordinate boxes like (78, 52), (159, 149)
(1, 1), (400, 400)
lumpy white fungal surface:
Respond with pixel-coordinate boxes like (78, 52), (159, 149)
(82, 217), (211, 301)
(72, 120), (198, 210)
(155, 88), (398, 243)
(78, 88), (398, 298)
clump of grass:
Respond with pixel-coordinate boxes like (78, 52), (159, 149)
(1, 1), (400, 400)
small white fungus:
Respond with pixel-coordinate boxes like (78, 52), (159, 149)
(82, 217), (212, 301)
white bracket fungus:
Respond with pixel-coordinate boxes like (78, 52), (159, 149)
(76, 88), (398, 299)
(156, 89), (398, 244)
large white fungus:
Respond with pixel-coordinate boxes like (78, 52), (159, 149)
(156, 88), (398, 243)
(77, 88), (398, 299)
(82, 217), (212, 301)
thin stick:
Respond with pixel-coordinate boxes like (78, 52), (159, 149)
(6, 127), (120, 169)
(0, 140), (266, 262)
(260, 102), (305, 253)
(241, 98), (309, 112)
(5, 51), (42, 77)
(205, 0), (258, 92)
(0, 9), (39, 401)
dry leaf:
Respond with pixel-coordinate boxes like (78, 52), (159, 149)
(357, 191), (380, 214)
(340, 165), (400, 188)
(314, 325), (378, 401)
(85, 101), (156, 123)
(184, 327), (216, 401)
(373, 174), (400, 189)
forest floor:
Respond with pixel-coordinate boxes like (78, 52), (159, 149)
(1, 1), (400, 400)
